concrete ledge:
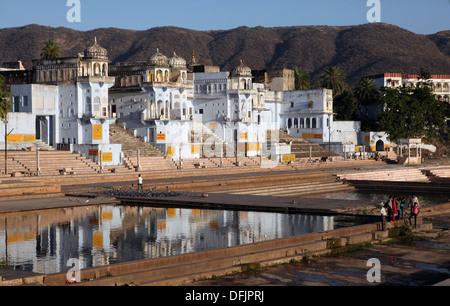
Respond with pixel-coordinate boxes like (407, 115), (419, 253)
(433, 278), (450, 286)
(343, 233), (374, 245)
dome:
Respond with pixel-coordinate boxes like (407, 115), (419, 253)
(84, 37), (108, 60)
(169, 52), (187, 70)
(149, 48), (169, 67)
(232, 60), (252, 77)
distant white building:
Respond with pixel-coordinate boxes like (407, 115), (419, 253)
(3, 44), (396, 165)
(369, 73), (450, 103)
(6, 39), (122, 165)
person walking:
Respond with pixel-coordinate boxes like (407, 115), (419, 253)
(408, 194), (420, 212)
(380, 204), (388, 231)
(399, 197), (406, 220)
(137, 174), (143, 190)
(392, 196), (398, 221)
(409, 202), (420, 228)
(385, 196), (393, 221)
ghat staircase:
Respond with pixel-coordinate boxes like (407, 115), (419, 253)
(268, 130), (340, 159)
(109, 124), (176, 171)
(109, 124), (164, 158)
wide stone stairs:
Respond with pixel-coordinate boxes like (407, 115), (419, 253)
(270, 130), (340, 159)
(109, 124), (164, 158)
(109, 124), (177, 171)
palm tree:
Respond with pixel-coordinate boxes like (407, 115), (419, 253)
(40, 39), (62, 60)
(294, 67), (311, 90)
(319, 66), (347, 98)
(354, 78), (380, 119)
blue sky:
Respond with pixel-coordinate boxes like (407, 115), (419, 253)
(0, 0), (448, 34)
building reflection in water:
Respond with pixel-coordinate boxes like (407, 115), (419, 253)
(0, 205), (365, 275)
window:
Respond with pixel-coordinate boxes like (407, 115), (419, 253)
(22, 96), (28, 107)
(199, 109), (204, 114)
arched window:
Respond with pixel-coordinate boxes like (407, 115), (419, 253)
(287, 118), (292, 129)
(306, 118), (310, 129)
(164, 70), (169, 82)
(300, 118), (305, 129)
(94, 63), (100, 76)
(156, 70), (163, 82)
(312, 118), (317, 129)
(294, 118), (298, 128)
(149, 71), (155, 82)
(240, 79), (246, 89)
(85, 97), (91, 115)
(158, 100), (164, 117)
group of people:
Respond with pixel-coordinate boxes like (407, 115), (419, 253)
(380, 194), (421, 230)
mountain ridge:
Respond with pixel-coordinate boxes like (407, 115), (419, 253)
(0, 23), (449, 84)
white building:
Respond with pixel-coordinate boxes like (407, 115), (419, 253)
(370, 73), (450, 104)
(6, 39), (122, 165)
(3, 44), (391, 164)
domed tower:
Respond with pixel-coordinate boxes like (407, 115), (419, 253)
(84, 37), (108, 60)
(231, 60), (252, 90)
(169, 52), (187, 83)
(147, 48), (170, 83)
(81, 37), (110, 77)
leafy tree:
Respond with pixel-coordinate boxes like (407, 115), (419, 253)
(354, 78), (380, 119)
(294, 67), (311, 90)
(333, 89), (359, 121)
(40, 39), (62, 60)
(378, 85), (447, 140)
(0, 76), (13, 174)
(319, 66), (347, 98)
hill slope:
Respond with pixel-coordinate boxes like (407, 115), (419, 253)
(0, 23), (449, 84)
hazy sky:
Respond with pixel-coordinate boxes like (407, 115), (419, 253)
(0, 0), (449, 34)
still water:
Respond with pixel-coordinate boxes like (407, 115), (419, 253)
(0, 205), (372, 275)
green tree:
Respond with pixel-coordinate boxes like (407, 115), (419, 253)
(378, 86), (447, 140)
(319, 66), (347, 98)
(354, 78), (380, 119)
(333, 89), (359, 121)
(0, 76), (13, 174)
(294, 67), (311, 90)
(40, 39), (62, 60)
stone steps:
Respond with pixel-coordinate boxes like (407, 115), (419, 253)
(3, 151), (100, 176)
(338, 168), (430, 182)
(270, 130), (340, 158)
(217, 181), (354, 197)
(0, 182), (63, 201)
(109, 124), (163, 157)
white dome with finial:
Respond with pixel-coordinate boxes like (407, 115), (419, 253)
(232, 59), (252, 77)
(169, 52), (187, 70)
(84, 37), (108, 60)
(149, 48), (169, 67)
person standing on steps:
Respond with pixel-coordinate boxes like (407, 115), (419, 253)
(138, 174), (143, 190)
(409, 202), (420, 228)
(380, 204), (388, 231)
